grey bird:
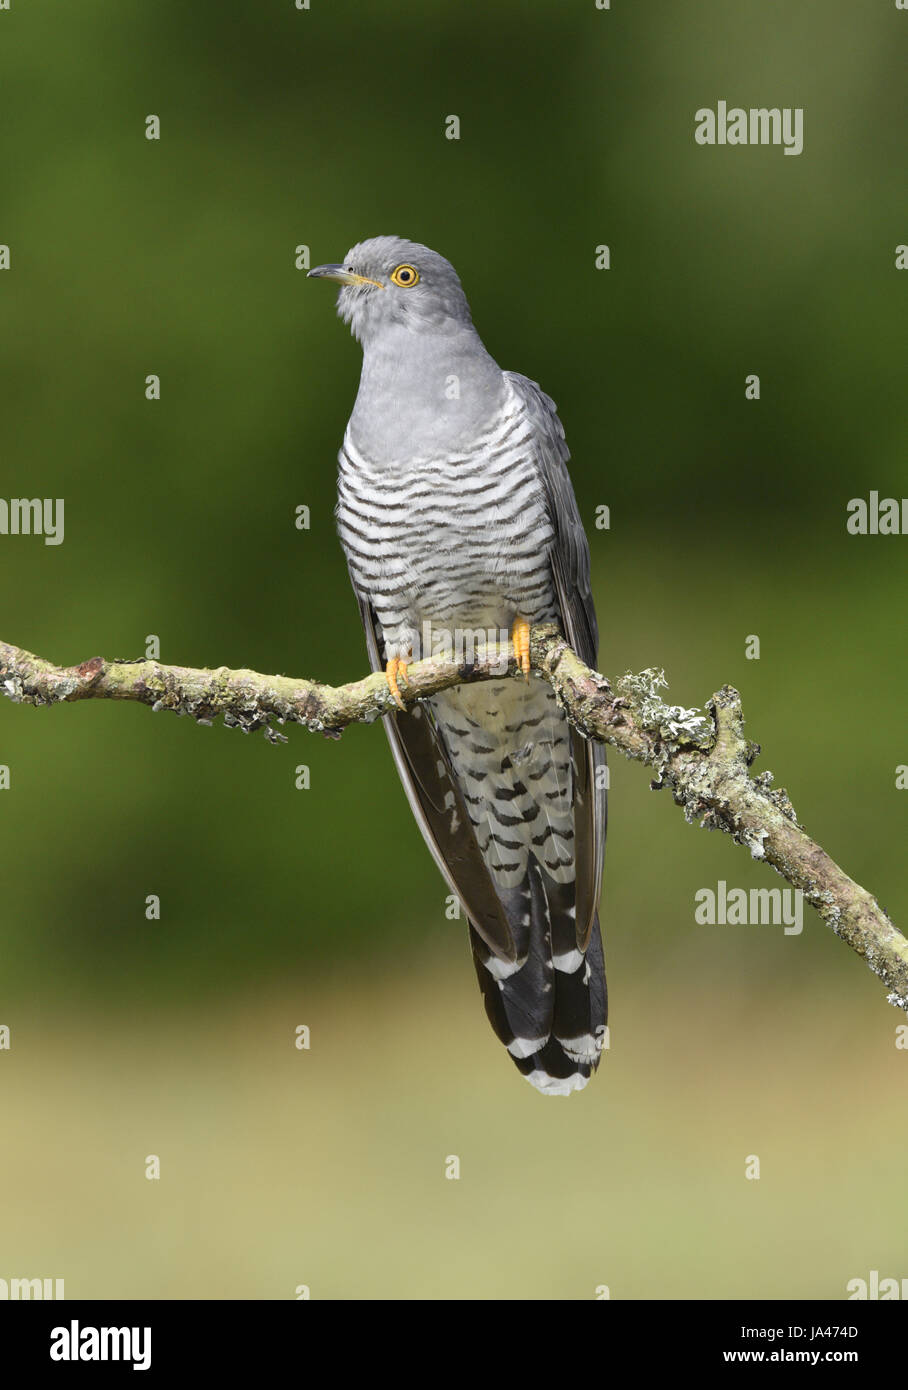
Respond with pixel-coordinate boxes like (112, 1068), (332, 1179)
(309, 236), (607, 1095)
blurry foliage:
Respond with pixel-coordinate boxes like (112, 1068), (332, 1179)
(0, 2), (903, 1000)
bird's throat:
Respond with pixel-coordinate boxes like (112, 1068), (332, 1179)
(348, 324), (506, 464)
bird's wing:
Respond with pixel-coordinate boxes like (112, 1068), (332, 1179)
(350, 582), (517, 964)
(504, 371), (607, 952)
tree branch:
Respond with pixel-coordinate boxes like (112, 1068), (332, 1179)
(2, 626), (905, 1010)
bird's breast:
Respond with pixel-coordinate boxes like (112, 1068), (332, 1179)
(336, 392), (557, 634)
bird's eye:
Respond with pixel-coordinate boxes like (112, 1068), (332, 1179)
(390, 263), (419, 288)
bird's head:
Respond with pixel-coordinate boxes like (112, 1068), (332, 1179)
(308, 235), (472, 345)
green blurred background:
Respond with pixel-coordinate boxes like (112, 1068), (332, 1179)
(1, 0), (905, 1299)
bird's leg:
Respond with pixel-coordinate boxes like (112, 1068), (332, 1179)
(511, 616), (531, 681)
(385, 655), (411, 711)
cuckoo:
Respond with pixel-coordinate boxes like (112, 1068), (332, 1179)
(309, 236), (607, 1095)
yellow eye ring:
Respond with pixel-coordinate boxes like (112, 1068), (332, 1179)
(390, 263), (419, 288)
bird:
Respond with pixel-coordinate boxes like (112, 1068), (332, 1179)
(309, 236), (607, 1095)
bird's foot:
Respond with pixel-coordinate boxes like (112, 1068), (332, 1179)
(511, 617), (531, 681)
(385, 656), (410, 711)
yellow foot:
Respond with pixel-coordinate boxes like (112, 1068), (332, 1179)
(511, 617), (530, 681)
(385, 656), (410, 711)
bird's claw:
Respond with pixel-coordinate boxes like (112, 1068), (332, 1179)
(511, 618), (531, 681)
(385, 657), (410, 710)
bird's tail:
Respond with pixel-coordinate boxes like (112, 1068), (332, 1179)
(469, 865), (608, 1095)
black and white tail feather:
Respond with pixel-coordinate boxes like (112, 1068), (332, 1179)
(470, 869), (608, 1095)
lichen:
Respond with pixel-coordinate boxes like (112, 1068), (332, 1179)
(617, 668), (712, 747)
(744, 829), (768, 860)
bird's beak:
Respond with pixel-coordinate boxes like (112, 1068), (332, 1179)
(307, 264), (384, 290)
